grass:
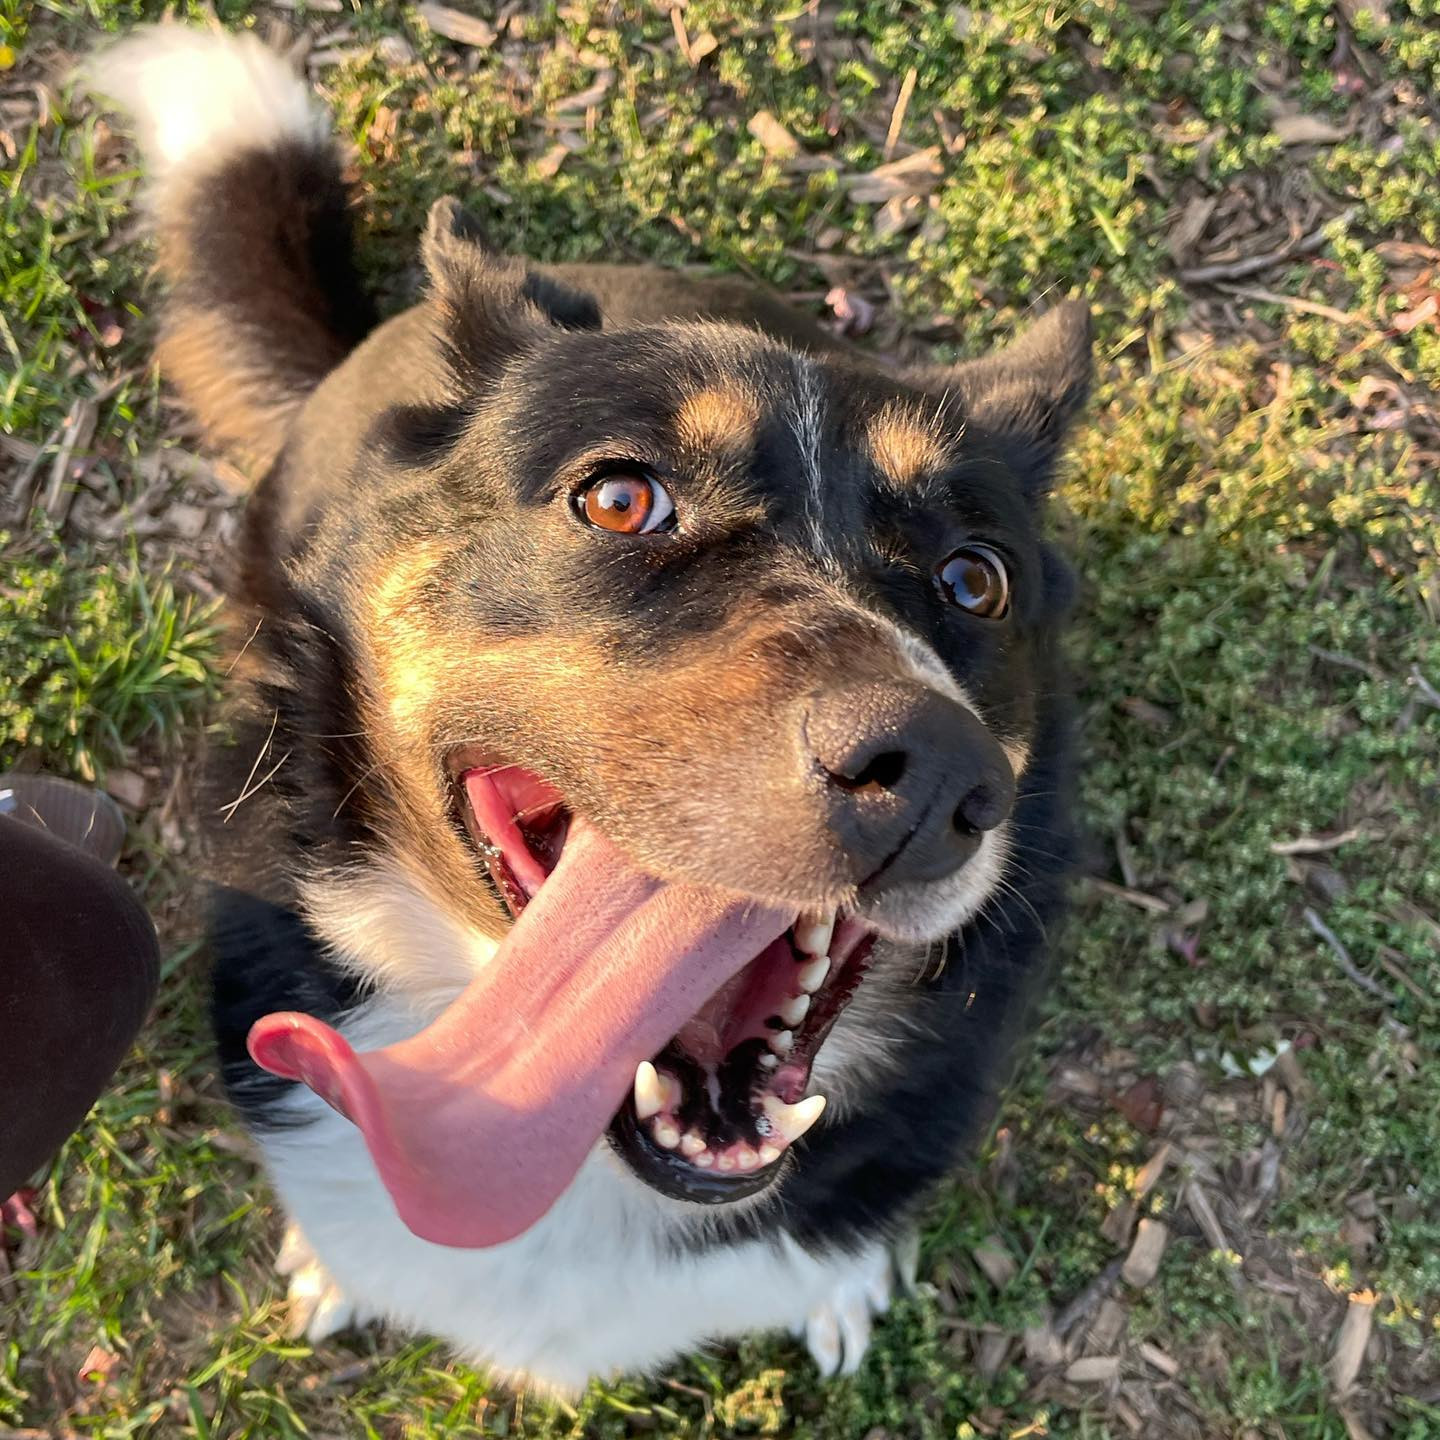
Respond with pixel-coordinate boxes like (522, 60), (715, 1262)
(1, 0), (1438, 1436)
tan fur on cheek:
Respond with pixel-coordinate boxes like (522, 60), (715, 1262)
(865, 405), (951, 488)
(674, 383), (762, 457)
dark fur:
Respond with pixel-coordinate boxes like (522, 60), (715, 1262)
(194, 138), (1085, 1255)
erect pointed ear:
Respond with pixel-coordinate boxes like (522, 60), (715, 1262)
(913, 299), (1092, 498)
(420, 197), (601, 385)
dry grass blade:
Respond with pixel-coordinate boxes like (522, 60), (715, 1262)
(1271, 825), (1374, 855)
(883, 67), (917, 162)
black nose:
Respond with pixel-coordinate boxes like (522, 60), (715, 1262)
(806, 681), (1016, 889)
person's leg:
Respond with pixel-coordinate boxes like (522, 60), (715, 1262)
(0, 813), (160, 1197)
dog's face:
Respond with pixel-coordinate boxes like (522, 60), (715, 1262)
(248, 200), (1089, 1248)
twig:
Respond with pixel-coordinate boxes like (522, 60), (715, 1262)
(1271, 824), (1373, 855)
(1083, 876), (1171, 914)
(1215, 281), (1364, 326)
(1181, 206), (1357, 285)
(1054, 1258), (1124, 1337)
(1184, 1181), (1235, 1258)
(1303, 907), (1392, 1002)
(1409, 664), (1440, 710)
(883, 67), (918, 162)
(1309, 645), (1387, 681)
(1376, 947), (1430, 1004)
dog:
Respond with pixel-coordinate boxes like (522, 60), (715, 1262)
(89, 24), (1089, 1392)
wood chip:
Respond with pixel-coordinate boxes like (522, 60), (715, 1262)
(1087, 1298), (1128, 1353)
(1065, 1355), (1121, 1384)
(416, 3), (496, 47)
(1134, 1142), (1172, 1199)
(747, 109), (800, 159)
(975, 1329), (1011, 1378)
(972, 1235), (1018, 1290)
(1138, 1340), (1180, 1377)
(882, 66), (918, 162)
(1121, 1218), (1169, 1288)
(534, 142), (570, 179)
(1185, 1182), (1235, 1258)
(1023, 1319), (1065, 1367)
(1330, 1291), (1377, 1394)
(1272, 113), (1348, 146)
(104, 768), (149, 810)
(1168, 193), (1217, 264)
(845, 147), (942, 204)
(1101, 1199), (1138, 1249)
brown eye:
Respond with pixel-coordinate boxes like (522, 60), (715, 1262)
(936, 545), (1010, 618)
(577, 472), (676, 535)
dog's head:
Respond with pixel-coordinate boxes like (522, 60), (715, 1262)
(246, 198), (1089, 1247)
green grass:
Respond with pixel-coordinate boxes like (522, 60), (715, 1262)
(2, 0), (1438, 1436)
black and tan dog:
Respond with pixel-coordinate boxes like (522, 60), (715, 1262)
(91, 24), (1089, 1390)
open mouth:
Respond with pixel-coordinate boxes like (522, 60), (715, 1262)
(456, 762), (875, 1204)
(247, 758), (875, 1248)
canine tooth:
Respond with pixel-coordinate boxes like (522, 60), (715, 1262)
(680, 1131), (707, 1157)
(794, 912), (835, 958)
(779, 993), (811, 1027)
(762, 1093), (827, 1144)
(653, 1119), (681, 1149)
(797, 956), (831, 993)
(633, 1061), (665, 1121)
(770, 1030), (794, 1056)
(757, 1143), (782, 1165)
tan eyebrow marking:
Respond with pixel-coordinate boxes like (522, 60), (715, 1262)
(866, 403), (952, 486)
(674, 383), (762, 455)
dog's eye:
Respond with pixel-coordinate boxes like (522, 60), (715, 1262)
(935, 545), (1010, 618)
(576, 472), (676, 535)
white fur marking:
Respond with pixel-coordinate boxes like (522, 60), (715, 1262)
(788, 358), (829, 556)
(260, 995), (904, 1394)
(83, 25), (329, 180)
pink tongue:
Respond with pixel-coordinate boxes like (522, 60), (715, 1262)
(248, 821), (793, 1248)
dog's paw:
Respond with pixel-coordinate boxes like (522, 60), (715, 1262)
(276, 1221), (371, 1342)
(801, 1242), (896, 1378)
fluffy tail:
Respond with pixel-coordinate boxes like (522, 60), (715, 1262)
(83, 26), (376, 468)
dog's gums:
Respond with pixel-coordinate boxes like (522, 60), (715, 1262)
(457, 761), (874, 1204)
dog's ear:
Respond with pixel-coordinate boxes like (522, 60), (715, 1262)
(912, 300), (1092, 498)
(421, 197), (601, 385)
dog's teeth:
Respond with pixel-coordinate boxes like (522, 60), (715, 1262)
(679, 1131), (707, 1157)
(716, 1151), (737, 1172)
(734, 1146), (760, 1171)
(797, 956), (831, 993)
(757, 1142), (782, 1165)
(794, 912), (835, 958)
(693, 1150), (715, 1168)
(758, 1052), (779, 1070)
(779, 993), (811, 1027)
(653, 1119), (681, 1149)
(633, 1060), (665, 1121)
(769, 1030), (794, 1056)
(762, 1092), (827, 1143)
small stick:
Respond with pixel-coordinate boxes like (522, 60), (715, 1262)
(883, 67), (918, 162)
(1303, 907), (1392, 1003)
(1409, 665), (1440, 710)
(1054, 1258), (1125, 1337)
(1084, 877), (1171, 915)
(1215, 281), (1363, 327)
(1271, 824), (1373, 855)
(1181, 207), (1357, 285)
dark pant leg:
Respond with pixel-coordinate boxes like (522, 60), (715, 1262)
(0, 814), (160, 1196)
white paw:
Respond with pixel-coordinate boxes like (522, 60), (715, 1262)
(801, 1241), (898, 1378)
(276, 1221), (371, 1342)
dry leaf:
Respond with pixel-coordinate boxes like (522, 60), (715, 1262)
(747, 110), (800, 159)
(1272, 114), (1348, 146)
(416, 3), (497, 48)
